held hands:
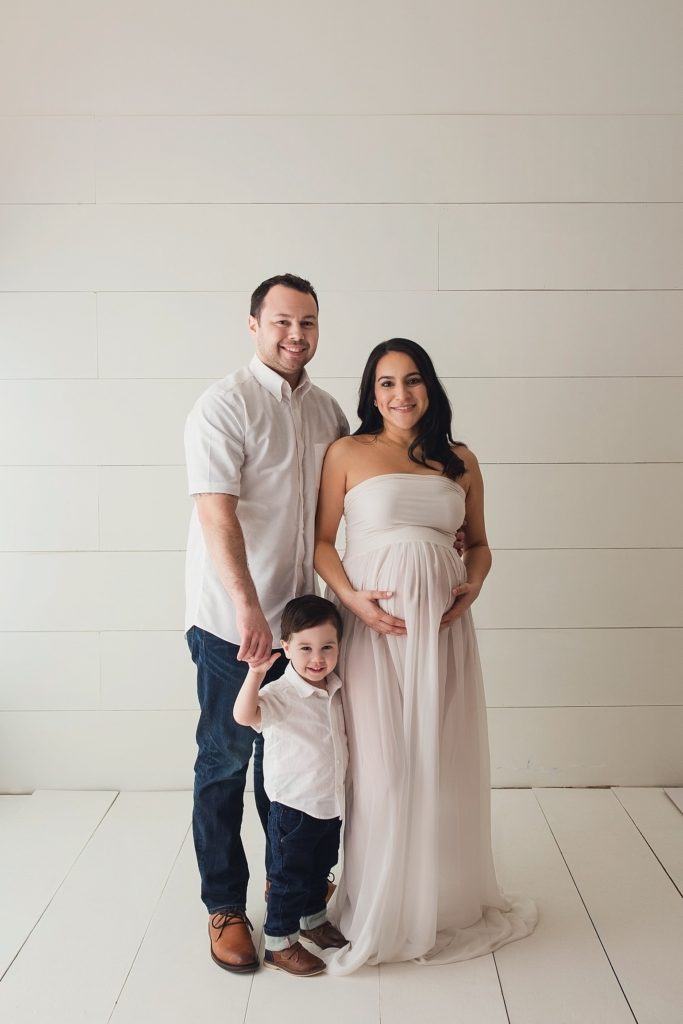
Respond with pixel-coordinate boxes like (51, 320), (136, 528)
(439, 581), (482, 630)
(248, 651), (282, 675)
(345, 590), (407, 637)
(233, 649), (281, 728)
(236, 603), (273, 666)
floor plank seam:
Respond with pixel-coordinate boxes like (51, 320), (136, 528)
(105, 819), (191, 1024)
(531, 791), (640, 1024)
(377, 963), (383, 1024)
(242, 927), (263, 1024)
(491, 951), (511, 1024)
(241, 977), (256, 1024)
(611, 789), (683, 900)
(0, 790), (121, 986)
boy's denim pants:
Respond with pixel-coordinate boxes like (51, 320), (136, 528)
(265, 801), (342, 948)
(187, 625), (285, 913)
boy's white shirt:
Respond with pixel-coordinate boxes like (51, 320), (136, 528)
(254, 663), (348, 819)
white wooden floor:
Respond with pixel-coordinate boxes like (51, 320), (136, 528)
(1, 789), (682, 1024)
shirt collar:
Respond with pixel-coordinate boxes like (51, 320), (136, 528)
(249, 355), (312, 403)
(283, 662), (342, 698)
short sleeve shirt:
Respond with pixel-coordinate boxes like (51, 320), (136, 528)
(254, 664), (348, 820)
(184, 355), (349, 644)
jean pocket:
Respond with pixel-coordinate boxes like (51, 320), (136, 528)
(278, 805), (305, 843)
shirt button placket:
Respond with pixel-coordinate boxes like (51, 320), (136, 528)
(291, 395), (306, 592)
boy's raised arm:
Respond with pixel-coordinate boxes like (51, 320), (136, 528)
(233, 653), (281, 728)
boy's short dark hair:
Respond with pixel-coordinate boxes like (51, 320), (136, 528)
(250, 273), (319, 321)
(281, 595), (343, 642)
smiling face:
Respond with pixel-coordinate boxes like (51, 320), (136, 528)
(282, 622), (339, 688)
(248, 284), (319, 387)
(374, 350), (429, 433)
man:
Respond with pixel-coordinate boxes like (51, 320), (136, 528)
(184, 273), (350, 973)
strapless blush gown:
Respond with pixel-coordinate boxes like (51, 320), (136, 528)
(326, 473), (537, 974)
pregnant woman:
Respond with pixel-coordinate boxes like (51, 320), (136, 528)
(314, 338), (536, 974)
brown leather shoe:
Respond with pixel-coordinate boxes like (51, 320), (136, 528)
(208, 911), (259, 972)
(263, 941), (326, 976)
(264, 878), (337, 903)
(299, 920), (348, 950)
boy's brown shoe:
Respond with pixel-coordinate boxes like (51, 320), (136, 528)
(209, 911), (259, 972)
(300, 921), (348, 950)
(263, 941), (326, 976)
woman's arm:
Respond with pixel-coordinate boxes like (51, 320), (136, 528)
(460, 450), (492, 587)
(441, 449), (492, 629)
(314, 441), (407, 636)
(314, 440), (354, 600)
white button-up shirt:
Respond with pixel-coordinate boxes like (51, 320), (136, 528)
(184, 355), (348, 644)
(254, 664), (348, 820)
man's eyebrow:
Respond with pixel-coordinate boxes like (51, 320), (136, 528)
(273, 312), (317, 319)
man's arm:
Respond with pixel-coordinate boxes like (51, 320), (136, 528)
(195, 493), (273, 665)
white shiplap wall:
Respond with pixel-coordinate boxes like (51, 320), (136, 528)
(1, 1), (682, 791)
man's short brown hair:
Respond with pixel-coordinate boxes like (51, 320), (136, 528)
(250, 273), (319, 321)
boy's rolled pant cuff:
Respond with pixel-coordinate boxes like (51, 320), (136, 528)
(300, 909), (327, 930)
(264, 931), (300, 951)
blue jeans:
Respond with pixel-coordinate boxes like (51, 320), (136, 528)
(265, 801), (342, 940)
(187, 626), (286, 913)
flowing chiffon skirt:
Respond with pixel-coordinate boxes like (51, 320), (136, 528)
(325, 474), (537, 974)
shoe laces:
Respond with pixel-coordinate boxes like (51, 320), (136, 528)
(210, 911), (253, 939)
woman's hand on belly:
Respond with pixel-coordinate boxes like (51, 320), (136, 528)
(345, 590), (408, 637)
(439, 581), (482, 630)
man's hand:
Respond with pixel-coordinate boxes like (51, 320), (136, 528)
(235, 603), (273, 665)
(345, 590), (407, 636)
(439, 581), (482, 630)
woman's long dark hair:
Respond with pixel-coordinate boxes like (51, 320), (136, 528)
(354, 338), (466, 480)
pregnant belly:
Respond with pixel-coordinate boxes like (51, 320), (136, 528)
(343, 540), (466, 621)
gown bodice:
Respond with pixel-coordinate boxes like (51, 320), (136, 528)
(342, 472), (466, 560)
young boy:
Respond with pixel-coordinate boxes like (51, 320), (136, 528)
(234, 594), (349, 977)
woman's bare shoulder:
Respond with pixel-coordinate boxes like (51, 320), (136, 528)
(452, 443), (479, 470)
(324, 434), (374, 469)
(329, 433), (377, 454)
